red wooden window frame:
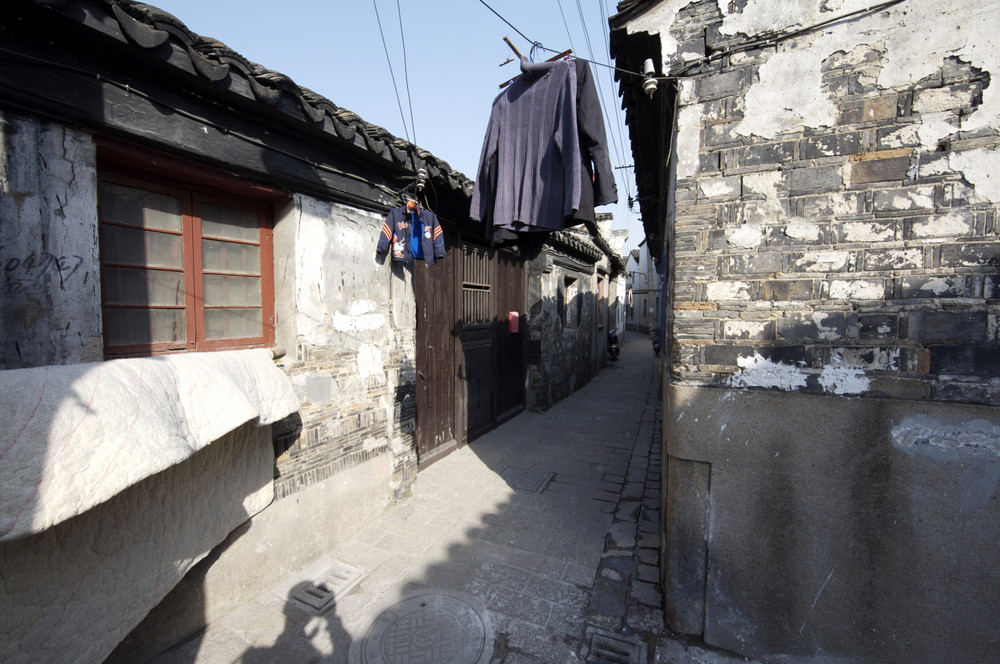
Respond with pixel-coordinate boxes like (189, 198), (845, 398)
(96, 138), (280, 358)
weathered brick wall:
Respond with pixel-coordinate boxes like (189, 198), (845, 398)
(271, 197), (418, 501)
(665, 1), (999, 406)
(272, 344), (415, 500)
(526, 234), (603, 411)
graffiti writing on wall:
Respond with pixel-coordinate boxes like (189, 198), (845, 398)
(3, 250), (85, 294)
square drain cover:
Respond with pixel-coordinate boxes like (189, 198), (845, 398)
(499, 466), (553, 493)
(288, 560), (363, 613)
(584, 626), (646, 664)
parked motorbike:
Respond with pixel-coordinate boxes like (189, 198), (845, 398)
(607, 330), (620, 361)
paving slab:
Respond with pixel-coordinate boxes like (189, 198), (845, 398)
(141, 334), (756, 664)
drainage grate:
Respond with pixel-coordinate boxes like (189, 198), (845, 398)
(288, 560), (363, 613)
(584, 626), (646, 664)
(498, 466), (554, 493)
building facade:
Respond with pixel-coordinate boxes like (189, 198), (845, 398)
(612, 1), (1000, 662)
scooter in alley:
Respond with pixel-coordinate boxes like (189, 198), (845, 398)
(607, 330), (620, 361)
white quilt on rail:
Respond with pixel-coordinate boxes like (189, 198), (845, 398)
(0, 348), (299, 541)
(0, 349), (300, 664)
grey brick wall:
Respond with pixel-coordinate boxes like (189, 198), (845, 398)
(667, 1), (999, 406)
(272, 343), (416, 500)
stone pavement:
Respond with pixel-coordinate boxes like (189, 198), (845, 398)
(147, 333), (762, 664)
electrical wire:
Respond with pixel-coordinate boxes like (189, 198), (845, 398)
(395, 0), (417, 146)
(371, 0), (411, 143)
(573, 0), (634, 207)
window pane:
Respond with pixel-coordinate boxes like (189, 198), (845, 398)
(203, 274), (262, 307)
(202, 239), (260, 274)
(103, 267), (184, 306)
(104, 308), (185, 345)
(204, 308), (262, 340)
(100, 182), (183, 231)
(202, 204), (259, 242)
(102, 225), (183, 268)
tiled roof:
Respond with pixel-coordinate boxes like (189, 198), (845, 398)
(34, 0), (473, 197)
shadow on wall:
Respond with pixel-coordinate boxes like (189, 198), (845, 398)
(663, 385), (1000, 663)
(120, 331), (659, 663)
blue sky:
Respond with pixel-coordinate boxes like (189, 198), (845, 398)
(149, 0), (643, 251)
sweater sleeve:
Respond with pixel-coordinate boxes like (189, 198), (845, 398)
(576, 61), (618, 207)
(376, 207), (398, 255)
(470, 98), (502, 223)
(556, 63), (582, 217)
(430, 212), (446, 259)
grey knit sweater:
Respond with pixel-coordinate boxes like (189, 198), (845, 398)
(470, 57), (581, 233)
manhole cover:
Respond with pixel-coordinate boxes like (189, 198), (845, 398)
(350, 590), (492, 664)
(499, 466), (553, 493)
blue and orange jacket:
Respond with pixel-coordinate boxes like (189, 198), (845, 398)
(376, 205), (446, 265)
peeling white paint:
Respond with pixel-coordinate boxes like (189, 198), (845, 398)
(784, 219), (821, 242)
(707, 281), (752, 301)
(818, 365), (870, 394)
(728, 353), (808, 391)
(677, 103), (703, 179)
(892, 415), (1000, 459)
(700, 176), (736, 198)
(796, 251), (849, 272)
(919, 277), (958, 296)
(829, 280), (883, 300)
(812, 312), (842, 340)
(735, 49), (838, 137)
(677, 1), (1000, 153)
(910, 213), (972, 239)
(841, 221), (893, 243)
(949, 149), (1000, 203)
(356, 343), (384, 379)
(332, 300), (387, 333)
(725, 320), (770, 339)
(727, 224), (764, 248)
(627, 0), (704, 69)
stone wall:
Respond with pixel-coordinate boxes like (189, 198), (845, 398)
(657, 1), (1000, 405)
(614, 1), (1000, 662)
(526, 236), (602, 411)
(0, 113), (420, 657)
(271, 195), (417, 502)
(0, 112), (103, 368)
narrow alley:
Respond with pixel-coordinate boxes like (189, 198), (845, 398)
(137, 334), (746, 664)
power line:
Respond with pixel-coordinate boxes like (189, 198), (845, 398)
(395, 0), (417, 146)
(371, 0), (411, 143)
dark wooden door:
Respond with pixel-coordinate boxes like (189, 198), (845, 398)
(461, 245), (495, 440)
(494, 250), (525, 422)
(414, 239), (458, 466)
(460, 244), (525, 440)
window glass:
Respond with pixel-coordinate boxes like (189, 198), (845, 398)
(202, 203), (259, 242)
(205, 309), (263, 340)
(104, 308), (185, 345)
(202, 239), (261, 274)
(101, 226), (183, 269)
(99, 173), (272, 355)
(99, 182), (183, 231)
(102, 266), (184, 306)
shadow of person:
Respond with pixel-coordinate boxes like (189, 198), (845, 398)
(239, 582), (352, 664)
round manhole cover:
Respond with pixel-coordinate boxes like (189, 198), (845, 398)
(350, 590), (492, 664)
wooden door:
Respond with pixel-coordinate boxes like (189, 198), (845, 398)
(494, 249), (525, 422)
(414, 238), (458, 466)
(460, 245), (495, 440)
(460, 244), (526, 440)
